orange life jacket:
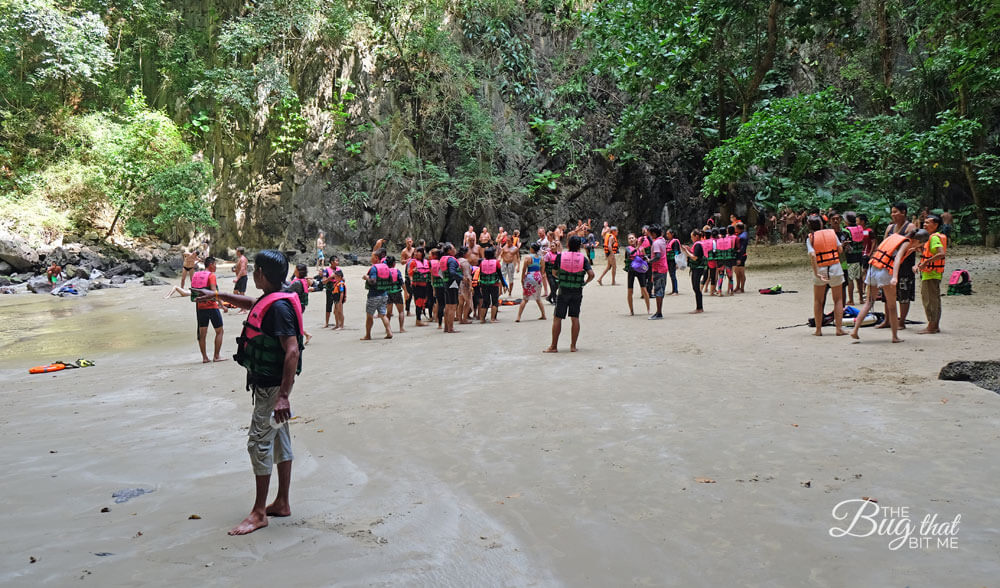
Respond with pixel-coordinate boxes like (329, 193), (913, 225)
(810, 229), (840, 267)
(870, 234), (908, 271)
(921, 232), (947, 274)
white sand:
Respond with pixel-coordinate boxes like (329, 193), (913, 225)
(1, 244), (998, 586)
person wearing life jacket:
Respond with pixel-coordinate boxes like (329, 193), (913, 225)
(511, 229), (521, 251)
(516, 242), (547, 322)
(843, 212), (869, 305)
(440, 242), (463, 333)
(200, 249), (303, 536)
(189, 257), (226, 363)
(477, 247), (508, 323)
(879, 201), (918, 332)
(543, 236), (595, 353)
(850, 228), (928, 343)
(806, 216), (846, 337)
(383, 256), (407, 334)
(665, 227), (682, 296)
(408, 247), (431, 327)
(287, 264), (313, 345)
(715, 226), (737, 296)
(361, 253), (394, 340)
(681, 229), (708, 314)
(542, 239), (561, 305)
(321, 256), (341, 328)
(648, 224), (670, 319)
(623, 232), (651, 316)
(597, 226), (619, 286)
(917, 214), (947, 334)
(429, 247), (446, 329)
(734, 222), (749, 293)
(708, 227), (727, 297)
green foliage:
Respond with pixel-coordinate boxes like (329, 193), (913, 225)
(271, 96), (308, 157)
(148, 161), (216, 234)
(0, 0), (113, 106)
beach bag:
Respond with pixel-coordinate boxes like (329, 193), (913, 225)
(947, 269), (971, 295)
(674, 252), (687, 270)
(630, 255), (649, 273)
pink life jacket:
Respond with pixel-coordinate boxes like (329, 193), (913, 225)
(480, 259), (499, 274)
(716, 236), (733, 251)
(847, 225), (865, 243)
(245, 292), (303, 342)
(372, 263), (392, 280)
(559, 251), (585, 273)
(190, 270), (212, 289)
(439, 255), (456, 277)
(430, 259), (441, 278)
(294, 277), (311, 291)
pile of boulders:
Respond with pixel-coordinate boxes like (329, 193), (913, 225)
(0, 229), (184, 296)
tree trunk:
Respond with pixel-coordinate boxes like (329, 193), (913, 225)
(106, 202), (127, 239)
(742, 0), (779, 123)
(961, 162), (988, 245)
(877, 0), (893, 111)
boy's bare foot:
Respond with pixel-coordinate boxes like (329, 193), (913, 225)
(917, 328), (938, 334)
(543, 347), (558, 353)
(265, 501), (290, 517)
(875, 322), (889, 329)
(398, 328), (406, 333)
(229, 512), (268, 535)
(812, 331), (822, 336)
(570, 346), (578, 352)
(539, 316), (546, 320)
(384, 334), (393, 339)
(202, 358), (211, 363)
(415, 321), (426, 327)
(515, 319), (521, 323)
(304, 334), (312, 345)
(835, 330), (847, 336)
(689, 309), (704, 314)
(892, 337), (904, 343)
(360, 336), (372, 340)
(213, 356), (228, 362)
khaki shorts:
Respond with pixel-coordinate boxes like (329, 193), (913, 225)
(248, 384), (294, 475)
(847, 262), (862, 281)
(813, 264), (844, 287)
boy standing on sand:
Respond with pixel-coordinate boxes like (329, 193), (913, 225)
(199, 250), (303, 535)
(917, 214), (947, 334)
(233, 247), (249, 296)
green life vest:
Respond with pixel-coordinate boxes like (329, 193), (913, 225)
(235, 293), (304, 381)
(556, 251), (586, 290)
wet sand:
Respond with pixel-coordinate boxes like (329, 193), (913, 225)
(1, 244), (999, 586)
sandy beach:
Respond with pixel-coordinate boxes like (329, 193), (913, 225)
(1, 244), (998, 587)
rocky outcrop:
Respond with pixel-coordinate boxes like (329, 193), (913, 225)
(0, 229), (41, 271)
(939, 361), (1000, 393)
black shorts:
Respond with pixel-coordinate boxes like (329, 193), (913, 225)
(896, 275), (916, 302)
(235, 275), (248, 292)
(445, 287), (459, 305)
(197, 308), (223, 329)
(481, 284), (500, 308)
(628, 270), (649, 290)
(325, 290), (341, 312)
(736, 255), (747, 267)
(555, 289), (583, 319)
(387, 291), (404, 305)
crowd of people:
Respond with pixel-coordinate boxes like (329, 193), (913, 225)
(176, 205), (956, 537)
(756, 206), (954, 245)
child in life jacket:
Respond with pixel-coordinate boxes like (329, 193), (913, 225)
(288, 264), (313, 345)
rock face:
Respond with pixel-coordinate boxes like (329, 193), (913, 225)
(0, 229), (41, 271)
(27, 276), (54, 294)
(939, 361), (1000, 393)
